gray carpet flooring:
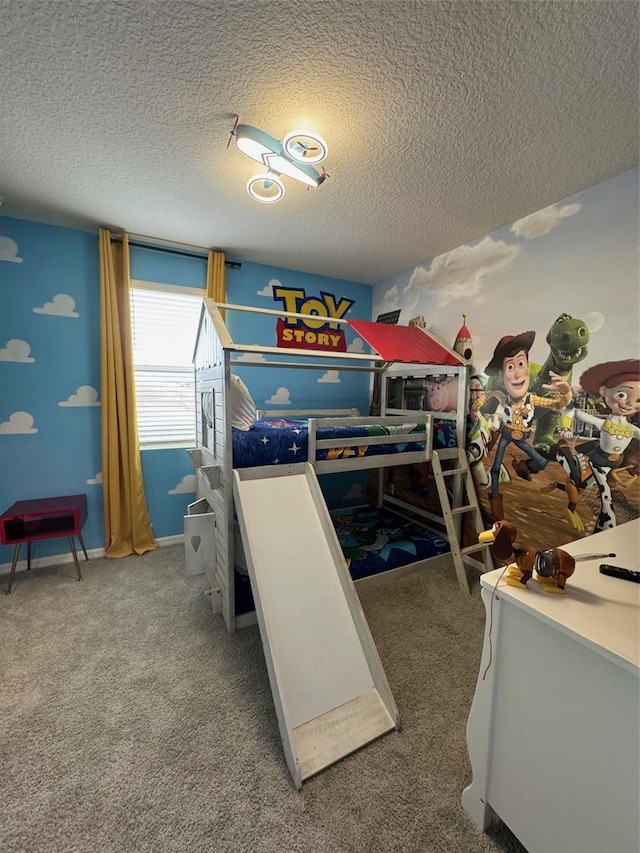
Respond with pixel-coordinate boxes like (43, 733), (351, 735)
(0, 547), (526, 853)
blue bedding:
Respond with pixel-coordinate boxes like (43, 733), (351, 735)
(235, 504), (450, 613)
(332, 505), (450, 580)
(232, 417), (457, 468)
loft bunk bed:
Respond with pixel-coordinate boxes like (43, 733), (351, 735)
(187, 299), (488, 632)
(186, 299), (492, 788)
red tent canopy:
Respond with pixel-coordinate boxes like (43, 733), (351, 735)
(348, 319), (463, 366)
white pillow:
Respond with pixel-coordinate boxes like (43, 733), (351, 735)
(230, 374), (257, 431)
(201, 391), (214, 424)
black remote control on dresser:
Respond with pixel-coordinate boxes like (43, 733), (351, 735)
(599, 565), (640, 583)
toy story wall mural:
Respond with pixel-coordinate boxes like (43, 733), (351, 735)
(372, 167), (640, 550)
(228, 268), (371, 418)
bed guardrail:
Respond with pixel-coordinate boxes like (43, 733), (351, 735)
(256, 408), (360, 419)
(308, 413), (435, 474)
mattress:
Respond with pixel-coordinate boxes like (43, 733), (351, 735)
(234, 504), (450, 614)
(231, 417), (457, 469)
(331, 505), (450, 580)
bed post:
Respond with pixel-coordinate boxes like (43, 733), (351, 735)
(456, 364), (470, 449)
(377, 364), (389, 507)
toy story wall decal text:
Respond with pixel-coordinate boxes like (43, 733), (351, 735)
(272, 286), (354, 352)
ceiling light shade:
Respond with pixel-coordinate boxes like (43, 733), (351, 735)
(282, 130), (328, 164)
(236, 124), (282, 166)
(247, 172), (285, 204)
(264, 153), (320, 187)
(231, 119), (329, 202)
(235, 124), (323, 188)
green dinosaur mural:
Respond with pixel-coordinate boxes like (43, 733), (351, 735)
(530, 313), (590, 452)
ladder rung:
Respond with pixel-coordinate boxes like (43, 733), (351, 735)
(451, 504), (478, 515)
(461, 543), (488, 555)
(451, 505), (477, 515)
(431, 449), (494, 587)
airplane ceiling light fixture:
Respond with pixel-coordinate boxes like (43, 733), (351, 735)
(228, 115), (329, 204)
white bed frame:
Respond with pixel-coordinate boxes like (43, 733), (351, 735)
(188, 299), (473, 633)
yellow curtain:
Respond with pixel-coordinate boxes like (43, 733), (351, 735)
(207, 250), (226, 308)
(99, 229), (157, 558)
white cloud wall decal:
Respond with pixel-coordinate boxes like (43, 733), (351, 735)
(265, 387), (291, 405)
(169, 474), (196, 494)
(0, 236), (23, 263)
(257, 278), (280, 297)
(33, 294), (79, 317)
(234, 352), (266, 362)
(347, 337), (365, 353)
(87, 472), (103, 485)
(0, 412), (38, 434)
(0, 339), (35, 362)
(318, 370), (340, 384)
(59, 386), (101, 407)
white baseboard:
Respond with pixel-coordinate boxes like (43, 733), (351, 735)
(0, 533), (184, 576)
(155, 534), (185, 548)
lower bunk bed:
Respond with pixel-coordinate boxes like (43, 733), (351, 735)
(234, 501), (451, 615)
(227, 411), (459, 617)
(192, 403), (478, 629)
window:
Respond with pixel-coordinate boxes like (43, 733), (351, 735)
(130, 282), (203, 447)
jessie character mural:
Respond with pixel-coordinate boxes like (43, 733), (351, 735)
(548, 359), (640, 533)
(471, 331), (572, 520)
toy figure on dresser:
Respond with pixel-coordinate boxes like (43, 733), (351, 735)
(478, 519), (614, 595)
(470, 331), (572, 521)
(547, 359), (640, 534)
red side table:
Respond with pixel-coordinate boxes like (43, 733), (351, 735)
(0, 494), (89, 594)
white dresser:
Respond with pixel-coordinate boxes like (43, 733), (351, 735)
(462, 519), (640, 853)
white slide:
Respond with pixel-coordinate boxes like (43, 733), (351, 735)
(233, 462), (399, 788)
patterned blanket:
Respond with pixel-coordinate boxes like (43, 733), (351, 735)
(331, 505), (449, 580)
(231, 418), (457, 468)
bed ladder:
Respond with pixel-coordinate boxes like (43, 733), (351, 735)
(431, 448), (494, 594)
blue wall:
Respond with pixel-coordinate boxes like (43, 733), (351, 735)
(0, 218), (372, 565)
(0, 220), (103, 562)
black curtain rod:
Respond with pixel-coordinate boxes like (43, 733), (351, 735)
(129, 239), (242, 268)
(113, 235), (241, 268)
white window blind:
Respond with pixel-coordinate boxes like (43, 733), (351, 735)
(130, 286), (203, 447)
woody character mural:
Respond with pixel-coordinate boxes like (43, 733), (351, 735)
(469, 317), (640, 545)
(470, 327), (572, 522)
(371, 167), (640, 552)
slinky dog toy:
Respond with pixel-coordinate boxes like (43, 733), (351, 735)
(478, 520), (613, 594)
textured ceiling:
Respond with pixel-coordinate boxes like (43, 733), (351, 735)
(1, 1), (638, 284)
